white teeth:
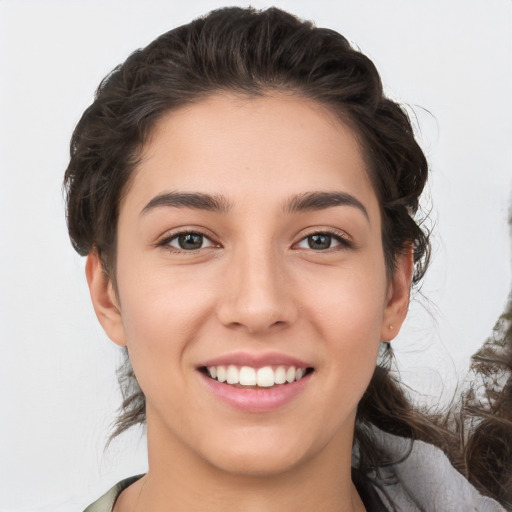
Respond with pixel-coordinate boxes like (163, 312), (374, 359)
(256, 366), (274, 387)
(206, 364), (309, 387)
(226, 365), (239, 384)
(274, 366), (286, 384)
(239, 366), (257, 385)
(216, 366), (226, 383)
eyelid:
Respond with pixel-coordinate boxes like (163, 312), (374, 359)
(293, 227), (354, 250)
(155, 227), (220, 252)
(154, 226), (353, 253)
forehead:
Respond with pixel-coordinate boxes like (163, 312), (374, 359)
(122, 93), (378, 218)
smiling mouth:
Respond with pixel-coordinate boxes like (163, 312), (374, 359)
(200, 365), (314, 388)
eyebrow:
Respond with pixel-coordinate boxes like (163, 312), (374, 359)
(140, 190), (369, 222)
(284, 191), (369, 221)
(141, 192), (232, 215)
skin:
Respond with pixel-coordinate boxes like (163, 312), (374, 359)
(86, 93), (413, 512)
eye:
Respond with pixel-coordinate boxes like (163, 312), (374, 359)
(295, 232), (350, 251)
(164, 232), (216, 251)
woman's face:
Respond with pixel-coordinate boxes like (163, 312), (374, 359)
(88, 93), (411, 476)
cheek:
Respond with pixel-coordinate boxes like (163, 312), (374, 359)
(117, 251), (213, 334)
(113, 261), (214, 391)
(300, 257), (388, 382)
(302, 258), (388, 337)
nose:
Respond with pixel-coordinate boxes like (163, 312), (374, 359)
(217, 245), (298, 335)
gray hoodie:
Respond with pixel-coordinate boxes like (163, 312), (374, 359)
(366, 429), (507, 511)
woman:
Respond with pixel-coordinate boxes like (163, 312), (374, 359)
(64, 7), (510, 511)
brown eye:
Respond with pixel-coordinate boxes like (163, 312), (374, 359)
(297, 233), (341, 251)
(167, 232), (214, 251)
(307, 234), (333, 250)
(295, 231), (352, 251)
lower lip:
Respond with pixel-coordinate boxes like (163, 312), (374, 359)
(199, 371), (312, 412)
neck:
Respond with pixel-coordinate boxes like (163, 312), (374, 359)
(125, 412), (366, 512)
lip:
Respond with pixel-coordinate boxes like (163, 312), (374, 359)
(198, 370), (313, 412)
(197, 352), (314, 413)
(199, 351), (311, 369)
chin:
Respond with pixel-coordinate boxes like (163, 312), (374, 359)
(207, 445), (306, 478)
(192, 425), (322, 478)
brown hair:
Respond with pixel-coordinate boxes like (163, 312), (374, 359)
(64, 7), (511, 507)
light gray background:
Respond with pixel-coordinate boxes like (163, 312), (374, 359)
(1, 1), (511, 510)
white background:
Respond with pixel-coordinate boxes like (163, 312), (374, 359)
(1, 1), (511, 510)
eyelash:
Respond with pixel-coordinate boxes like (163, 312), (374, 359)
(156, 228), (353, 253)
(156, 229), (218, 253)
(294, 229), (353, 252)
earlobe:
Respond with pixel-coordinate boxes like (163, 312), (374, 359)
(380, 247), (414, 342)
(85, 251), (127, 347)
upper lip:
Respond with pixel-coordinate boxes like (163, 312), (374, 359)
(198, 351), (312, 369)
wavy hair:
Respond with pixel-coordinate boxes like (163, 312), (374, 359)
(64, 7), (511, 507)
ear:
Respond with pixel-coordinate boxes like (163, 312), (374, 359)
(85, 250), (126, 347)
(380, 247), (414, 342)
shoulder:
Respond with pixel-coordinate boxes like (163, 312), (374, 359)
(83, 475), (144, 512)
(367, 429), (507, 512)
